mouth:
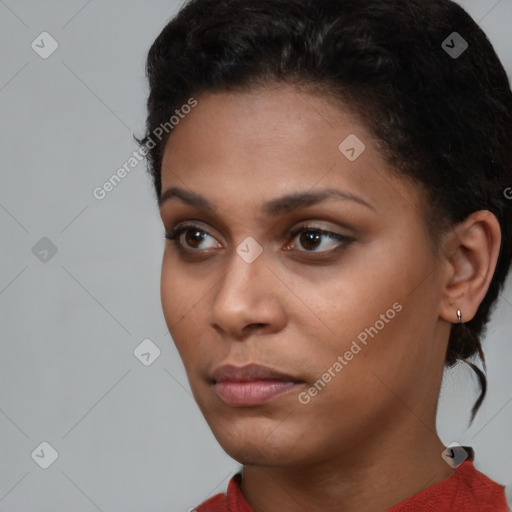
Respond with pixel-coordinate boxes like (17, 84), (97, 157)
(211, 363), (304, 407)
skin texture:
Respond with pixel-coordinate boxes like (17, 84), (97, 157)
(158, 84), (501, 512)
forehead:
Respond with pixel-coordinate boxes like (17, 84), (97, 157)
(159, 84), (423, 221)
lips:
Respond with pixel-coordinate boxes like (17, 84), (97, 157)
(212, 363), (304, 407)
(212, 363), (300, 383)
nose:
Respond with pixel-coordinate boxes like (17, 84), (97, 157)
(209, 246), (287, 339)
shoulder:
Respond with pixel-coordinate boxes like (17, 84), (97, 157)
(454, 461), (508, 509)
(195, 473), (251, 512)
(195, 493), (225, 512)
(387, 460), (508, 512)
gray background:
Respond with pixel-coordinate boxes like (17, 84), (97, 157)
(1, 1), (511, 510)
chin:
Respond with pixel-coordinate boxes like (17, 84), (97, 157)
(207, 418), (311, 466)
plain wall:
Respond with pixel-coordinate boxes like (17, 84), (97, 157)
(1, 0), (511, 510)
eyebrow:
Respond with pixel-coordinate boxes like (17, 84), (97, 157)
(159, 186), (375, 214)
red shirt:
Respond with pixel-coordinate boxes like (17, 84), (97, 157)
(195, 460), (507, 512)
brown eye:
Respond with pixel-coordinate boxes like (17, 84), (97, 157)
(299, 230), (322, 251)
(164, 225), (219, 251)
(184, 229), (207, 248)
(288, 227), (353, 253)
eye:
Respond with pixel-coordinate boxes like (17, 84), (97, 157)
(286, 226), (354, 253)
(164, 223), (354, 256)
(164, 224), (220, 251)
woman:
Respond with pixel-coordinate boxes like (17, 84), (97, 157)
(138, 0), (511, 510)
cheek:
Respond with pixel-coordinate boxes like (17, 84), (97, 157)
(299, 239), (439, 397)
(291, 247), (408, 352)
(160, 259), (179, 323)
(160, 255), (207, 363)
(160, 249), (211, 323)
(292, 301), (434, 441)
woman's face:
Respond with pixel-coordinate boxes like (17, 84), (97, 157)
(159, 84), (449, 466)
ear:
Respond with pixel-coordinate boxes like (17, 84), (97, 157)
(438, 210), (501, 324)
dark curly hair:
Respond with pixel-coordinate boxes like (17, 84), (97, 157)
(138, 0), (512, 422)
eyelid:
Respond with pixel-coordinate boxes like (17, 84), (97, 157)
(164, 223), (221, 248)
(165, 221), (355, 255)
(285, 224), (354, 252)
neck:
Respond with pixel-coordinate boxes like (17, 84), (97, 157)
(240, 414), (454, 512)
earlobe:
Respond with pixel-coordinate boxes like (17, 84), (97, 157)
(438, 210), (501, 324)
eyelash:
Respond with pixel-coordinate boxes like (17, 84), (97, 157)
(164, 223), (354, 256)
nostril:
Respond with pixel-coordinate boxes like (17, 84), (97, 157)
(245, 323), (267, 331)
